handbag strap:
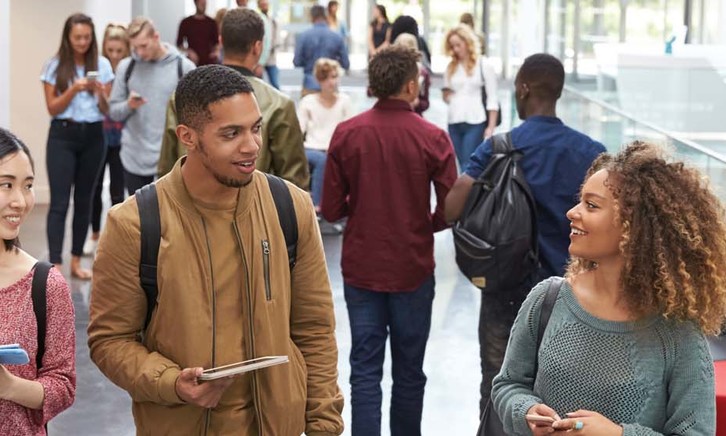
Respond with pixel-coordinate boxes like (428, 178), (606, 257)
(535, 277), (563, 369)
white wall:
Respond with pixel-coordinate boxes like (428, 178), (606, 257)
(0, 0), (10, 128)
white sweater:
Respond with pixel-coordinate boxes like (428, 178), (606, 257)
(297, 93), (353, 151)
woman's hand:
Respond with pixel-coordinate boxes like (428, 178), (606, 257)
(71, 77), (90, 94)
(552, 410), (623, 436)
(526, 403), (561, 435)
(0, 364), (17, 400)
(484, 125), (495, 139)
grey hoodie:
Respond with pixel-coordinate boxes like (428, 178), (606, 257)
(109, 43), (195, 176)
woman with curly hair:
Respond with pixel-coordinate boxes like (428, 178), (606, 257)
(492, 141), (726, 435)
(443, 24), (498, 170)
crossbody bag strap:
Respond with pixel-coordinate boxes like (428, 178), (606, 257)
(31, 261), (52, 369)
(535, 277), (563, 368)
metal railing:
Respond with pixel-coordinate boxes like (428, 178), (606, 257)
(557, 85), (726, 199)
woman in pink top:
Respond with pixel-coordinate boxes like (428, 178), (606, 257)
(297, 58), (353, 213)
(0, 128), (76, 435)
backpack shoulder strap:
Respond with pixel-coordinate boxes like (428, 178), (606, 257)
(265, 174), (298, 270)
(176, 56), (183, 79)
(535, 277), (563, 366)
(31, 261), (52, 369)
(490, 132), (514, 154)
(124, 59), (136, 91)
(135, 183), (161, 330)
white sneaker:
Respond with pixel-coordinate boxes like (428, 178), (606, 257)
(83, 238), (98, 256)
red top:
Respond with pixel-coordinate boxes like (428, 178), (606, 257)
(322, 99), (457, 291)
(176, 15), (219, 66)
(0, 267), (76, 435)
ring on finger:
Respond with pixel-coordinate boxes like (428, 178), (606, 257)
(571, 420), (584, 431)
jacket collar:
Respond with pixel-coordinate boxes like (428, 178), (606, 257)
(164, 156), (256, 218)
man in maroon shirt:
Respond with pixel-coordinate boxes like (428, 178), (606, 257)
(322, 45), (457, 436)
(176, 0), (219, 66)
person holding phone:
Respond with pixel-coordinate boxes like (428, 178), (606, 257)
(443, 24), (498, 171)
(41, 13), (114, 279)
(492, 141), (726, 435)
(85, 23), (131, 256)
(0, 128), (76, 434)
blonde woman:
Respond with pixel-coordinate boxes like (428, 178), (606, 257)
(393, 33), (430, 115)
(443, 24), (498, 170)
(86, 23), (130, 255)
(297, 58), (352, 212)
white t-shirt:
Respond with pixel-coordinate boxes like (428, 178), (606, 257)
(297, 93), (353, 151)
(444, 57), (499, 125)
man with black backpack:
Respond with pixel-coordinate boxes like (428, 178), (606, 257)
(89, 65), (343, 435)
(444, 53), (605, 416)
(108, 17), (195, 195)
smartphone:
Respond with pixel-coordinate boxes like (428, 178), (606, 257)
(130, 92), (144, 101)
(85, 70), (99, 82)
(525, 415), (555, 424)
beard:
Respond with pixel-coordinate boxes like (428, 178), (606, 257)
(198, 139), (252, 188)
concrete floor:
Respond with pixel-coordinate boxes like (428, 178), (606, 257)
(22, 69), (485, 435)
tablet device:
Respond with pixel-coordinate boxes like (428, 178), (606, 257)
(0, 344), (30, 365)
(198, 356), (289, 381)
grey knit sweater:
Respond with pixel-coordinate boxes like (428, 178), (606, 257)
(492, 278), (715, 435)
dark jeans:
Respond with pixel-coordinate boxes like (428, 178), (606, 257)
(345, 276), (435, 436)
(123, 169), (154, 197)
(478, 276), (536, 415)
(448, 122), (485, 171)
(46, 120), (105, 264)
(91, 146), (125, 233)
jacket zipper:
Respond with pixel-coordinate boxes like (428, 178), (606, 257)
(233, 221), (264, 436)
(262, 240), (272, 301)
(201, 217), (216, 436)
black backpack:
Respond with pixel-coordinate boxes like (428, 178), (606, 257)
(135, 174), (298, 330)
(453, 133), (539, 292)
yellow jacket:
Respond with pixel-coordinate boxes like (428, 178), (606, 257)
(88, 160), (343, 435)
(157, 72), (310, 191)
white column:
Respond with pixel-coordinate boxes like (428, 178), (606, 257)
(0, 0), (9, 128)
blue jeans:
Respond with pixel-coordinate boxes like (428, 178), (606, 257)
(344, 276), (435, 436)
(265, 65), (280, 90)
(448, 122), (485, 171)
(305, 148), (326, 207)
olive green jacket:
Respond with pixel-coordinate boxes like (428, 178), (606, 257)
(158, 72), (310, 190)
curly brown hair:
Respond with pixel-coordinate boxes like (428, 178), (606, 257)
(567, 141), (726, 334)
(367, 45), (419, 99)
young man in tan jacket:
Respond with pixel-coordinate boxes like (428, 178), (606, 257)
(88, 65), (343, 435)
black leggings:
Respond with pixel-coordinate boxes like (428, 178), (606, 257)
(46, 120), (105, 264)
(91, 146), (125, 233)
(123, 170), (155, 197)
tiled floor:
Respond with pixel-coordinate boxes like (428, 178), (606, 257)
(20, 69), (485, 435)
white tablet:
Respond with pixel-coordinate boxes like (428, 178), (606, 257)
(198, 356), (289, 381)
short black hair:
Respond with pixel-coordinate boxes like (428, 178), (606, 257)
(368, 45), (419, 99)
(175, 65), (254, 130)
(311, 5), (326, 21)
(517, 53), (565, 100)
(221, 8), (264, 57)
(0, 128), (34, 252)
(390, 15), (419, 43)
